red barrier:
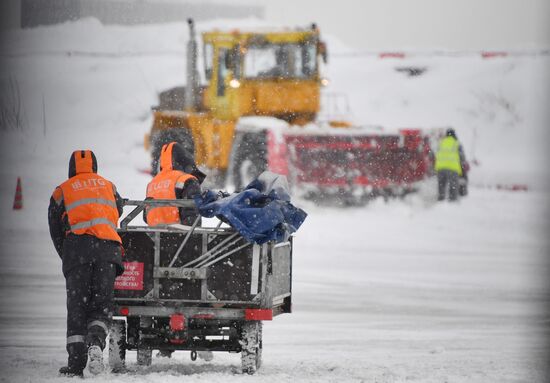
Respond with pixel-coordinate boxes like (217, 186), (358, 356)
(496, 184), (528, 192)
(481, 51), (508, 59)
(379, 52), (406, 59)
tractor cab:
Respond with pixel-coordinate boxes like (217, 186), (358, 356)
(200, 28), (327, 124)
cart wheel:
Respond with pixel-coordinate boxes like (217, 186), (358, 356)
(240, 321), (263, 375)
(108, 319), (126, 373)
(137, 317), (153, 366)
(190, 350), (197, 361)
(137, 348), (152, 366)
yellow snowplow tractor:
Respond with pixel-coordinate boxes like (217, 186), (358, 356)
(148, 19), (327, 179)
(148, 20), (433, 202)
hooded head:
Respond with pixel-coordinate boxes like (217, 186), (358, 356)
(159, 142), (206, 184)
(68, 150), (97, 178)
(445, 128), (457, 139)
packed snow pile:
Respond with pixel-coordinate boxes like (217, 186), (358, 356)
(0, 18), (548, 383)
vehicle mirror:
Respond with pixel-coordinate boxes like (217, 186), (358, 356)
(318, 41), (328, 64)
(224, 48), (239, 71)
(224, 53), (234, 70)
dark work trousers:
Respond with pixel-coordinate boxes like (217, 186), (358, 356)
(65, 261), (117, 371)
(437, 169), (459, 201)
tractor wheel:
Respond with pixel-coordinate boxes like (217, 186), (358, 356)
(233, 150), (266, 191)
(150, 128), (195, 176)
(240, 321), (263, 375)
(108, 319), (126, 373)
(238, 156), (264, 190)
(231, 131), (267, 191)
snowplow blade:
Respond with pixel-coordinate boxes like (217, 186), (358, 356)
(231, 123), (433, 201)
(285, 129), (432, 191)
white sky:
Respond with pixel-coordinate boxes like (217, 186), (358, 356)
(253, 0), (550, 50)
(1, 0), (549, 51)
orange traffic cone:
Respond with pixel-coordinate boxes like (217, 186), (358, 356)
(13, 177), (23, 210)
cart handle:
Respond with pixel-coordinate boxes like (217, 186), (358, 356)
(119, 199), (197, 229)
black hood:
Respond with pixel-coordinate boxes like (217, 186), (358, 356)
(160, 142), (206, 184)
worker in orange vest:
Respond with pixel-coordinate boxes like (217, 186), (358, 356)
(145, 142), (205, 227)
(48, 150), (125, 377)
(145, 142), (206, 359)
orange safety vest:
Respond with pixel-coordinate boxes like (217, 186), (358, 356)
(145, 170), (196, 226)
(56, 174), (121, 243)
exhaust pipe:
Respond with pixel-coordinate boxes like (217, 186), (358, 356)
(185, 18), (200, 112)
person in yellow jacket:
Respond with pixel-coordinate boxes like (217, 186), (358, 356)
(434, 128), (466, 201)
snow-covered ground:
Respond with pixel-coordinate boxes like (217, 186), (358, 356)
(0, 18), (549, 382)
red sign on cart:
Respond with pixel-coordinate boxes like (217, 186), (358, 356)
(114, 262), (144, 290)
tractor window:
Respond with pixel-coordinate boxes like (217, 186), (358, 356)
(204, 43), (213, 80)
(244, 43), (317, 79)
(302, 43), (317, 76)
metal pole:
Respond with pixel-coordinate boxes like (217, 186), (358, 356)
(183, 232), (239, 268)
(201, 243), (251, 268)
(195, 235), (246, 268)
(168, 215), (201, 267)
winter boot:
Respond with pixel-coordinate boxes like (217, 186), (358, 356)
(87, 345), (104, 375)
(87, 322), (107, 375)
(58, 366), (84, 378)
(60, 342), (87, 377)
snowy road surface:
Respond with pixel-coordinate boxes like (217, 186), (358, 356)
(1, 188), (548, 382)
(1, 18), (549, 382)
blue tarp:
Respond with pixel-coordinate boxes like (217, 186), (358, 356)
(194, 172), (307, 244)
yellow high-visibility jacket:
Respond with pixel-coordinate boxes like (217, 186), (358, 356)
(435, 136), (462, 175)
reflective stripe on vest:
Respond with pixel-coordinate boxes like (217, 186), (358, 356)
(71, 218), (117, 231)
(435, 136), (462, 175)
(58, 174), (121, 243)
(65, 198), (117, 212)
(146, 170), (196, 226)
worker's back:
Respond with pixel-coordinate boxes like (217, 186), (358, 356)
(145, 142), (204, 226)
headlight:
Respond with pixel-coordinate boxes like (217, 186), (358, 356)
(320, 77), (330, 87)
(229, 79), (241, 88)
